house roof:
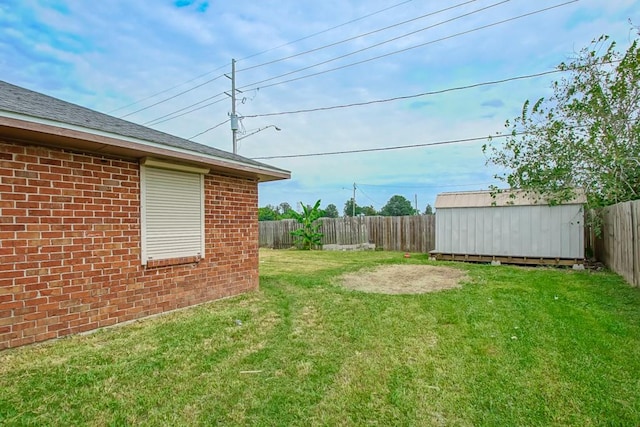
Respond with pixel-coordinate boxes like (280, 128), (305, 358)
(0, 80), (290, 182)
(435, 189), (587, 209)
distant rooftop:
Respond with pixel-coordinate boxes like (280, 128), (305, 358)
(435, 189), (587, 209)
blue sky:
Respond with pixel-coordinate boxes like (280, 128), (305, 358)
(1, 0), (638, 214)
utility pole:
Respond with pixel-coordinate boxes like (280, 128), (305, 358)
(352, 183), (356, 217)
(225, 59), (241, 154)
(415, 194), (418, 215)
(230, 58), (238, 154)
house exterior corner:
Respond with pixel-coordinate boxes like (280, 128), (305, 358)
(0, 140), (260, 349)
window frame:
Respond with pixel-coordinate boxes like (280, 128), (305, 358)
(139, 158), (209, 266)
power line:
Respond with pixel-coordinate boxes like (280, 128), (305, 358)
(144, 86), (262, 127)
(241, 60), (620, 121)
(251, 121), (604, 160)
(131, 1), (490, 126)
(185, 56), (616, 141)
(239, 0), (415, 64)
(251, 132), (519, 160)
(109, 0), (577, 129)
(357, 186), (382, 206)
(358, 182), (496, 189)
(188, 119), (230, 140)
(107, 63), (229, 114)
(151, 1), (569, 127)
(108, 0), (414, 116)
(187, 65), (579, 141)
(144, 92), (228, 126)
(146, 97), (228, 127)
(238, 0), (511, 91)
(237, 0), (478, 73)
(119, 73), (228, 119)
(242, 68), (562, 119)
(121, 1), (415, 120)
(240, 0), (578, 93)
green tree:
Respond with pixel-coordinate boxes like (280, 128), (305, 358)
(483, 34), (640, 216)
(278, 202), (293, 215)
(380, 195), (415, 216)
(343, 199), (360, 217)
(323, 203), (339, 218)
(258, 205), (279, 221)
(424, 203), (434, 215)
(360, 205), (378, 216)
(344, 200), (380, 216)
(289, 200), (324, 250)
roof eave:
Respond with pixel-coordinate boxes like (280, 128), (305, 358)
(0, 114), (290, 183)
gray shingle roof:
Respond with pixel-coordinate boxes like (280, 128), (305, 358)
(0, 80), (285, 172)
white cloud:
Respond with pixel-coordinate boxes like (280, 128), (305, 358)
(1, 0), (637, 210)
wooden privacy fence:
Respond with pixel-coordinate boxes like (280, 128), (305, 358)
(591, 200), (640, 287)
(259, 215), (436, 253)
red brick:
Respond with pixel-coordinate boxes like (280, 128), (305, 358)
(0, 224), (25, 231)
(0, 270), (25, 279)
(9, 336), (36, 347)
(39, 173), (63, 181)
(1, 142), (259, 350)
(47, 322), (69, 332)
(57, 328), (73, 337)
(13, 306), (36, 315)
(24, 297), (48, 307)
(34, 331), (58, 341)
(13, 291), (38, 300)
(23, 311), (47, 321)
(13, 170), (38, 179)
(39, 157), (62, 166)
(0, 310), (16, 325)
(12, 321), (36, 331)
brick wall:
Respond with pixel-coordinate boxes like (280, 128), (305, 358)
(0, 140), (259, 349)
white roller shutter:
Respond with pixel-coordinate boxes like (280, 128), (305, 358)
(140, 162), (206, 265)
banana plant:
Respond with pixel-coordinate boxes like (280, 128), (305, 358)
(289, 200), (324, 250)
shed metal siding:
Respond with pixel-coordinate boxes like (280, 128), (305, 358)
(435, 204), (584, 258)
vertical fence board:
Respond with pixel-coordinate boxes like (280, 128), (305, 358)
(259, 216), (436, 253)
(633, 201), (640, 287)
(591, 200), (639, 287)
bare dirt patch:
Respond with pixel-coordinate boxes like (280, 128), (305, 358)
(339, 264), (469, 294)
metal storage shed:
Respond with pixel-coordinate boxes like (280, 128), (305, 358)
(431, 189), (586, 265)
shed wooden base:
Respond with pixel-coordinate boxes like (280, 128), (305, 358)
(429, 252), (583, 267)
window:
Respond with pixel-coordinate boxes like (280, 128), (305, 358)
(140, 158), (208, 265)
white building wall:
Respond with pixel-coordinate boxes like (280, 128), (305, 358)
(435, 204), (584, 258)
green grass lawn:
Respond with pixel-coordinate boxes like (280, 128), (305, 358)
(1, 250), (639, 426)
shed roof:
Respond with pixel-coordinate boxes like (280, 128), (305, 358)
(435, 189), (587, 209)
(0, 80), (290, 182)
